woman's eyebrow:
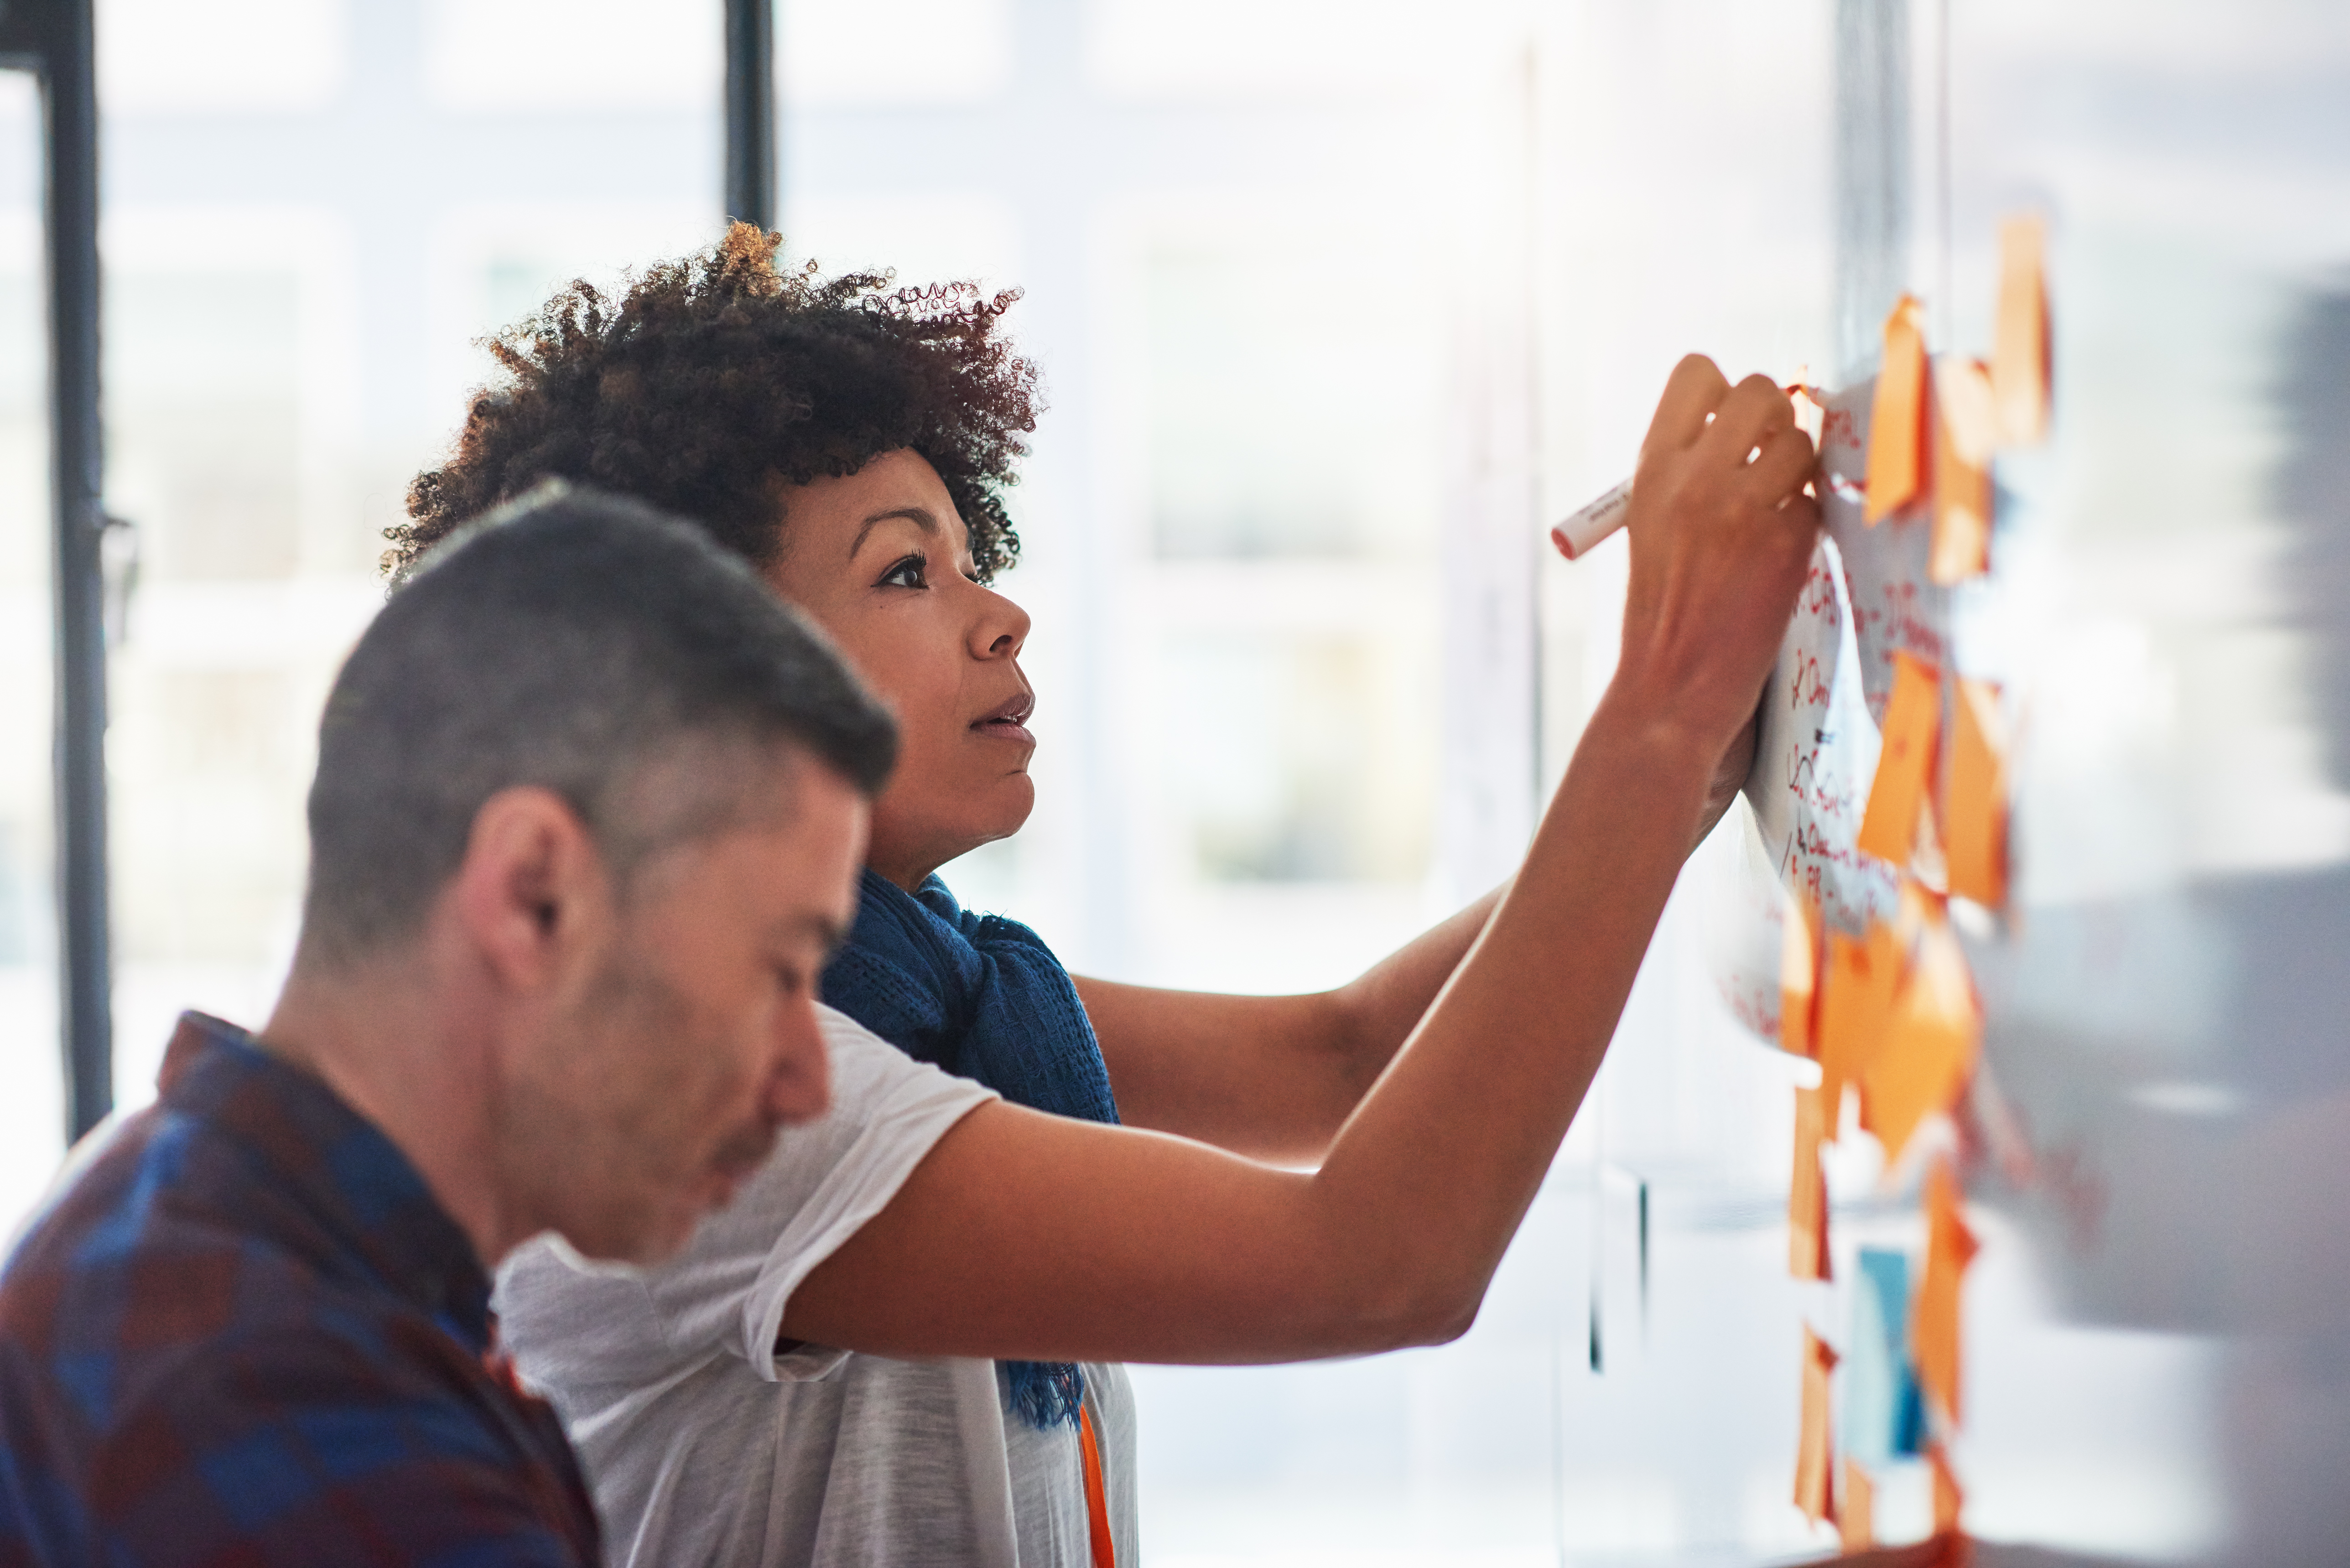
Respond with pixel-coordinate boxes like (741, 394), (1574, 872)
(849, 506), (939, 559)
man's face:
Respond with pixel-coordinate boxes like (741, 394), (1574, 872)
(508, 755), (868, 1263)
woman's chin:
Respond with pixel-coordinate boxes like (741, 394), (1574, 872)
(954, 780), (1039, 851)
(873, 780), (1036, 880)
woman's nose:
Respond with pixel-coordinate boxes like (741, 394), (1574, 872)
(975, 589), (1030, 659)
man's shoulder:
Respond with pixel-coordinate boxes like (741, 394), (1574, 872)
(0, 1326), (594, 1568)
(1, 1106), (254, 1349)
(1, 1104), (468, 1429)
(1, 1120), (596, 1567)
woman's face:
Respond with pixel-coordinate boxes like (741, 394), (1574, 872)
(764, 449), (1035, 889)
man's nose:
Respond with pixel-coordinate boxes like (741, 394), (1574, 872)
(764, 998), (832, 1127)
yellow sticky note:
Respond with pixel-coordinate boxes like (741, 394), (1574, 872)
(1841, 1458), (1877, 1552)
(1866, 296), (1929, 524)
(1790, 1085), (1831, 1281)
(1817, 921), (1903, 1127)
(1931, 358), (1997, 585)
(1931, 1441), (1965, 1536)
(1914, 1159), (1980, 1425)
(1795, 1326), (1840, 1527)
(1782, 889), (1825, 1060)
(1859, 652), (1944, 865)
(1992, 215), (2051, 446)
(1862, 914), (1980, 1164)
(1943, 678), (2009, 909)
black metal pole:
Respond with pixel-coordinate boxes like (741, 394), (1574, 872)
(40, 0), (111, 1140)
(723, 0), (775, 232)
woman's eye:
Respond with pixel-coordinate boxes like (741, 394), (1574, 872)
(879, 554), (928, 590)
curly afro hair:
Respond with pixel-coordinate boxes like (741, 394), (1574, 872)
(387, 223), (1040, 584)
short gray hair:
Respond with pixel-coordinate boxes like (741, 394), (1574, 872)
(301, 482), (895, 963)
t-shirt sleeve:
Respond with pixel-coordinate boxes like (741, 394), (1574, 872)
(496, 1006), (995, 1390)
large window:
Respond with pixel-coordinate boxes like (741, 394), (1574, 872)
(88, 0), (723, 1107)
(0, 69), (62, 1230)
(0, 0), (1904, 1558)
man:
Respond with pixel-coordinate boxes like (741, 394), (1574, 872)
(0, 486), (915, 1565)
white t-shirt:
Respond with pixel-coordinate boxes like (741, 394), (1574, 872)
(494, 1004), (1140, 1568)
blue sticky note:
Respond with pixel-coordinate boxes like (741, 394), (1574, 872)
(1846, 1246), (1925, 1464)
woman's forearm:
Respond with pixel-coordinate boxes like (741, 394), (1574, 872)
(1296, 687), (1717, 1343)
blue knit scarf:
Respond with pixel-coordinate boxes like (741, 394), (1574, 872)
(819, 868), (1120, 1429)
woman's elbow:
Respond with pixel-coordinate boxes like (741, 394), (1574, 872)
(1394, 1285), (1482, 1349)
(1315, 1271), (1486, 1355)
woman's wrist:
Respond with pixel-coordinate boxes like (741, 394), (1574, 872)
(1584, 671), (1732, 787)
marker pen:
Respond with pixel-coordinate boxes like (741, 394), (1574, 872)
(1548, 384), (1824, 562)
(1549, 477), (1633, 561)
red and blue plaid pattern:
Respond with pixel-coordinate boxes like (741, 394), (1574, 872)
(0, 1013), (601, 1567)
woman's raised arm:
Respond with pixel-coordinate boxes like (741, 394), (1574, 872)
(1076, 716), (1759, 1168)
(783, 358), (1820, 1365)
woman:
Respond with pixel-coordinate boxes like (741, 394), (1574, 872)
(389, 225), (1804, 1566)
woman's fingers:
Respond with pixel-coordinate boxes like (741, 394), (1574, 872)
(1746, 416), (1820, 504)
(1642, 353), (1735, 457)
(1697, 371), (1795, 471)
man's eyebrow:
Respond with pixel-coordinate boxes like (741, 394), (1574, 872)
(849, 506), (939, 561)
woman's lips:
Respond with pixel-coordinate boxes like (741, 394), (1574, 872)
(974, 717), (1035, 747)
(972, 694), (1035, 746)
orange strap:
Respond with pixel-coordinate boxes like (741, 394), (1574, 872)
(1078, 1404), (1116, 1568)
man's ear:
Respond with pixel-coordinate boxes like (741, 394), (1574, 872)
(447, 786), (614, 993)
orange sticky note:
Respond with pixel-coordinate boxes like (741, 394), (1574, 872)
(1992, 215), (2051, 446)
(1795, 1326), (1840, 1527)
(1930, 1441), (1965, 1534)
(1914, 1159), (1981, 1425)
(1859, 652), (1944, 865)
(1943, 678), (2009, 909)
(1931, 358), (1996, 584)
(1862, 915), (1981, 1164)
(1816, 920), (1903, 1125)
(1866, 296), (1929, 523)
(1790, 1085), (1831, 1281)
(1841, 1458), (1877, 1552)
(1782, 889), (1825, 1059)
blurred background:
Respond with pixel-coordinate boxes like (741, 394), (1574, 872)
(6, 0), (2350, 1563)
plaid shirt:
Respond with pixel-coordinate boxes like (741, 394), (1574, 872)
(0, 1012), (601, 1567)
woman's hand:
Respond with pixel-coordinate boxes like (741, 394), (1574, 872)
(1615, 356), (1821, 793)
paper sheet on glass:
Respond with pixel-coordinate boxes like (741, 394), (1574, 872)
(1716, 529), (1899, 1039)
(1822, 378), (1952, 728)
